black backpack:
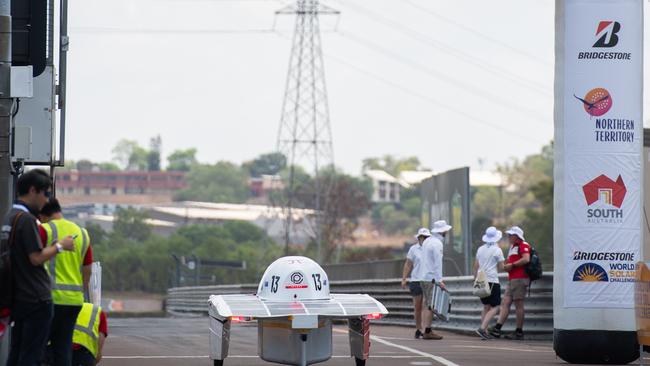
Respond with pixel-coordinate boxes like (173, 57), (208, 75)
(0, 212), (24, 309)
(525, 246), (543, 281)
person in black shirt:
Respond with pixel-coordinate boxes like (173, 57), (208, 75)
(6, 170), (75, 366)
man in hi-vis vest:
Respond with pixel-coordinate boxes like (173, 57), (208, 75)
(40, 198), (93, 366)
(72, 302), (107, 366)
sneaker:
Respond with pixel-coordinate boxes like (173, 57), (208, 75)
(475, 328), (491, 340)
(504, 331), (524, 340)
(414, 329), (423, 339)
(422, 331), (443, 340)
(487, 325), (502, 338)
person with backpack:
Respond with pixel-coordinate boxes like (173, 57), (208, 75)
(488, 226), (530, 340)
(2, 170), (75, 366)
(473, 226), (505, 340)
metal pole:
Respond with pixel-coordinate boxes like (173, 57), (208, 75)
(56, 0), (68, 166)
(0, 2), (11, 364)
(0, 0), (13, 216)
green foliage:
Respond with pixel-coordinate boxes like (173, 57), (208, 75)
(113, 207), (152, 242)
(147, 135), (162, 172)
(173, 162), (250, 203)
(520, 179), (553, 269)
(92, 221), (281, 292)
(361, 155), (422, 176)
(167, 148), (198, 172)
(243, 152), (287, 177)
(111, 138), (162, 171)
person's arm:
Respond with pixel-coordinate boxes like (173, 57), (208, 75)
(28, 235), (75, 266)
(401, 259), (413, 289)
(512, 253), (530, 267)
(497, 260), (505, 272)
(96, 333), (106, 364)
(473, 259), (479, 277)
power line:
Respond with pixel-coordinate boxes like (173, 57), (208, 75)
(69, 27), (277, 34)
(323, 51), (544, 143)
(332, 0), (551, 96)
(273, 31), (545, 143)
(336, 30), (549, 125)
(401, 0), (552, 67)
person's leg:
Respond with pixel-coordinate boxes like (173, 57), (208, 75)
(6, 314), (24, 366)
(72, 348), (96, 366)
(51, 305), (82, 366)
(481, 306), (500, 330)
(16, 301), (53, 366)
(413, 295), (423, 332)
(480, 304), (489, 324)
(515, 299), (525, 329)
(497, 295), (512, 325)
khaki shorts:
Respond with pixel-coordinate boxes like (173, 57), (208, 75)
(505, 278), (530, 300)
(420, 281), (435, 308)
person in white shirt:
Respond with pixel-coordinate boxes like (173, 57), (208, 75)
(419, 220), (452, 340)
(401, 228), (431, 339)
(473, 226), (505, 340)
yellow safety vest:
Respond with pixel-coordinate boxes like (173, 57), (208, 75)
(73, 303), (101, 358)
(43, 219), (90, 305)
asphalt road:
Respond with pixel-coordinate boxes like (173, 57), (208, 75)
(102, 317), (626, 366)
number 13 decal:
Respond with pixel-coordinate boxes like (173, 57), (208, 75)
(271, 275), (280, 293)
(312, 274), (322, 291)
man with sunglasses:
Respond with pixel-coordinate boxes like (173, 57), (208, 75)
(5, 170), (75, 366)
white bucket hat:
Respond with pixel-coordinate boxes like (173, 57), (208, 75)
(431, 220), (452, 233)
(414, 228), (432, 239)
(482, 226), (502, 243)
(505, 226), (525, 241)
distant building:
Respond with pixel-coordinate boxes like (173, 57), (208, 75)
(364, 170), (401, 203)
(249, 175), (284, 198)
(56, 170), (187, 205)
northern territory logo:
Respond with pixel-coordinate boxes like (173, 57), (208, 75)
(594, 21), (621, 48)
(582, 174), (626, 223)
(573, 263), (609, 282)
(574, 88), (612, 117)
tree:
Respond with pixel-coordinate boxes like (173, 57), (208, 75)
(362, 155), (422, 176)
(76, 159), (95, 171)
(243, 152), (287, 177)
(113, 207), (152, 242)
(97, 162), (120, 172)
(147, 135), (162, 171)
(173, 162), (250, 203)
(167, 148), (198, 172)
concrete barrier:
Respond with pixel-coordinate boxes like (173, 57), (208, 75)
(166, 273), (553, 339)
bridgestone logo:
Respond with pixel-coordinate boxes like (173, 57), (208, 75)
(573, 251), (635, 261)
(578, 52), (631, 60)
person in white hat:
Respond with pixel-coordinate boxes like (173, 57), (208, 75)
(488, 226), (531, 340)
(401, 228), (431, 339)
(474, 226), (505, 340)
(419, 220), (452, 340)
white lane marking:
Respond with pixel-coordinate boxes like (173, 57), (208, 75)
(451, 345), (554, 353)
(103, 355), (428, 359)
(368, 336), (460, 366)
(410, 362), (433, 366)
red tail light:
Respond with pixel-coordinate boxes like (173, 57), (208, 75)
(366, 313), (383, 320)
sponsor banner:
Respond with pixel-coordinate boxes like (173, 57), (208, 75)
(565, 154), (641, 230)
(565, 229), (640, 308)
(562, 0), (643, 309)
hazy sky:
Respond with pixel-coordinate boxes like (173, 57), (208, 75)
(63, 0), (646, 175)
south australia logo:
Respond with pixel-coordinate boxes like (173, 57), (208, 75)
(574, 88), (612, 117)
(582, 174), (626, 224)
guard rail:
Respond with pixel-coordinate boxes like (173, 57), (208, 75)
(166, 273), (553, 339)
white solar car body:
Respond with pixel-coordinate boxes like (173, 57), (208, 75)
(208, 256), (388, 366)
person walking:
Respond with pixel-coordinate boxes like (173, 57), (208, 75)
(488, 226), (531, 340)
(401, 228), (431, 339)
(39, 198), (93, 366)
(6, 170), (75, 366)
(474, 226), (505, 340)
(71, 302), (107, 366)
(419, 220), (452, 340)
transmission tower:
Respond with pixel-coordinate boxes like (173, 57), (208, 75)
(275, 0), (338, 261)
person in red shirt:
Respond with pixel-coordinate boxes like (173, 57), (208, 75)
(488, 226), (530, 340)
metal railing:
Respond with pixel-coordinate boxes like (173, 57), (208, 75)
(166, 273), (553, 339)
